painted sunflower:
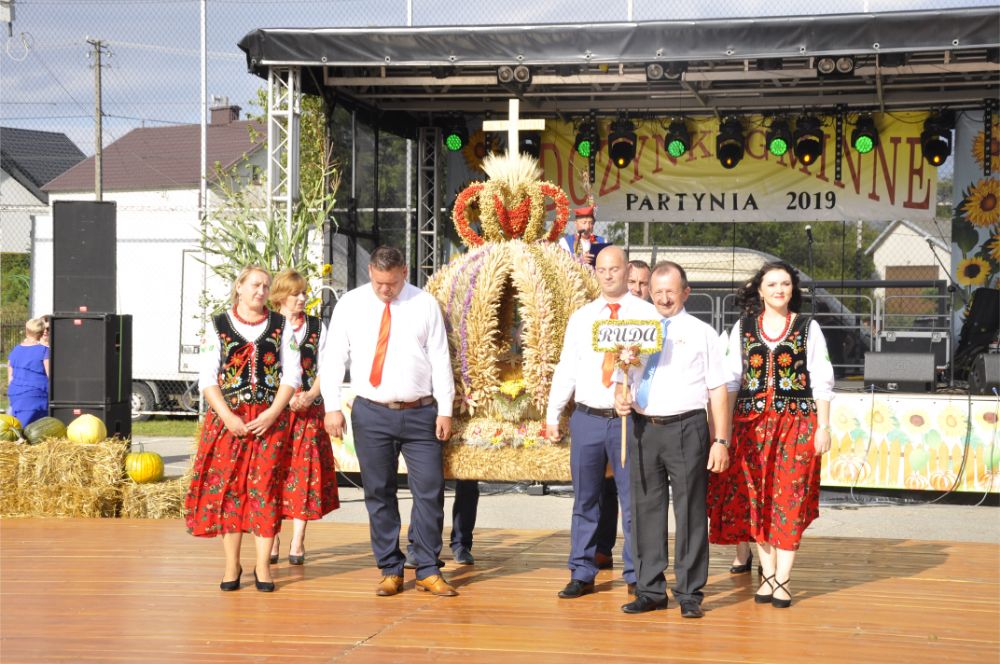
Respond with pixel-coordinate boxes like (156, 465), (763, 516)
(863, 399), (895, 435)
(937, 405), (969, 439)
(900, 410), (932, 438)
(956, 256), (990, 287)
(972, 124), (1000, 172)
(462, 130), (500, 172)
(987, 233), (1000, 263)
(961, 177), (1000, 228)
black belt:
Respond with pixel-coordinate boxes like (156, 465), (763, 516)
(636, 409), (703, 426)
(358, 395), (435, 410)
(575, 403), (619, 419)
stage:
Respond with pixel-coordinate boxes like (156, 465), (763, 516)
(1, 519), (997, 662)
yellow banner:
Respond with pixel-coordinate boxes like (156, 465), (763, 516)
(538, 112), (937, 222)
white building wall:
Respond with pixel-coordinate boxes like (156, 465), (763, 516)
(0, 171), (44, 253)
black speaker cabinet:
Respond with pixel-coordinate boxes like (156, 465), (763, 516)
(864, 352), (936, 392)
(50, 314), (132, 404)
(53, 200), (116, 314)
(49, 401), (131, 440)
(969, 353), (1000, 396)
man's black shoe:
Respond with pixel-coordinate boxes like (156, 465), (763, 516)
(452, 547), (475, 565)
(621, 595), (668, 614)
(404, 553), (445, 570)
(557, 579), (595, 599)
(679, 600), (704, 618)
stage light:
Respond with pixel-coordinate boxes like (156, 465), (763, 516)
(851, 115), (879, 154)
(574, 119), (600, 159)
(519, 133), (541, 158)
(608, 116), (637, 168)
(512, 65), (532, 84)
(664, 120), (690, 159)
(664, 61), (688, 79)
(921, 113), (954, 167)
(816, 57), (836, 75)
(645, 62), (665, 81)
(443, 124), (468, 152)
(766, 118), (792, 157)
(793, 116), (824, 165)
(835, 56), (855, 74)
(716, 118), (744, 169)
(497, 65), (515, 84)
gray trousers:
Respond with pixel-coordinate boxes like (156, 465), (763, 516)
(628, 410), (710, 604)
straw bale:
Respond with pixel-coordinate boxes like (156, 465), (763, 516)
(121, 477), (187, 519)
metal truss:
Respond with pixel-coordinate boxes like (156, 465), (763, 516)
(267, 67), (301, 233)
(416, 127), (441, 287)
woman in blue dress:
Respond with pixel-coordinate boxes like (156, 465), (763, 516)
(6, 318), (50, 426)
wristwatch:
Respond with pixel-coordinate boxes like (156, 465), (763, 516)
(713, 438), (730, 448)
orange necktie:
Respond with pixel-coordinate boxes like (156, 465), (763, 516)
(601, 302), (621, 387)
(369, 301), (391, 387)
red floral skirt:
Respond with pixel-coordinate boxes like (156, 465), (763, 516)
(707, 436), (753, 545)
(184, 403), (290, 538)
(737, 407), (821, 551)
(278, 403), (339, 520)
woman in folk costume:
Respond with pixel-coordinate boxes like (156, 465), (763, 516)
(268, 269), (340, 566)
(185, 265), (300, 592)
(720, 260), (834, 608)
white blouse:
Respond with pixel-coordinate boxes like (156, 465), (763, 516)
(723, 317), (835, 402)
(198, 312), (301, 392)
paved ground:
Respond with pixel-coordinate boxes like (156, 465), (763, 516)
(142, 435), (1000, 545)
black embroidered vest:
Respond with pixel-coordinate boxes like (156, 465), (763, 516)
(214, 310), (285, 408)
(298, 315), (323, 406)
(735, 313), (814, 417)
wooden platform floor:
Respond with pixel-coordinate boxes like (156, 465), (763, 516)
(1, 519), (998, 663)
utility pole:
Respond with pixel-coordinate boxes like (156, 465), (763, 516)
(87, 38), (107, 201)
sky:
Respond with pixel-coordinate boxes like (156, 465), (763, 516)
(0, 0), (991, 160)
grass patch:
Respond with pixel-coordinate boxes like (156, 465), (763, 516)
(131, 417), (199, 438)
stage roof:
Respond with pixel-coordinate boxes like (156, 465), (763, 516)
(238, 7), (999, 132)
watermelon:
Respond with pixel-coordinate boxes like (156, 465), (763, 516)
(23, 417), (68, 445)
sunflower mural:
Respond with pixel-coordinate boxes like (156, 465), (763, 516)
(426, 152), (600, 480)
(951, 117), (999, 329)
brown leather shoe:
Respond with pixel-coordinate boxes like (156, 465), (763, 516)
(415, 574), (458, 596)
(594, 551), (614, 569)
(375, 575), (404, 596)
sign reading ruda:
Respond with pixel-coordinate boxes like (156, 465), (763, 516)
(592, 319), (664, 353)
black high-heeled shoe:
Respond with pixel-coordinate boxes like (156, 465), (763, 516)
(269, 536), (280, 565)
(220, 565), (242, 592)
(729, 550), (753, 574)
(254, 569), (275, 593)
(288, 548), (305, 566)
(771, 578), (792, 608)
(754, 573), (775, 604)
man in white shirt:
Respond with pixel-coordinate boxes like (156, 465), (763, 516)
(322, 246), (458, 597)
(615, 261), (731, 618)
(546, 246), (658, 599)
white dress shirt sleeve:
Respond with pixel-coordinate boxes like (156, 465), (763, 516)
(426, 296), (455, 417)
(724, 321), (744, 393)
(807, 319), (836, 401)
(545, 310), (581, 425)
(319, 296), (351, 412)
(279, 322), (301, 390)
(703, 324), (729, 391)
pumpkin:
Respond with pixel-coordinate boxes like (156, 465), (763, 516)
(126, 448), (164, 483)
(66, 414), (108, 445)
(0, 414), (22, 442)
(23, 416), (67, 445)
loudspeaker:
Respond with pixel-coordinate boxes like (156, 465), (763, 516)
(53, 200), (116, 314)
(49, 401), (131, 440)
(969, 353), (1000, 396)
(864, 352), (936, 392)
(50, 314), (131, 404)
(954, 287), (1000, 377)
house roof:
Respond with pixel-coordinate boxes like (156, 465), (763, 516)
(864, 219), (950, 256)
(43, 120), (264, 193)
(1, 127), (86, 203)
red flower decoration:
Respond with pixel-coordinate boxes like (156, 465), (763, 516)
(540, 182), (570, 242)
(301, 357), (313, 370)
(453, 183), (485, 247)
(749, 354), (764, 368)
(263, 352), (277, 366)
(777, 353), (792, 367)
